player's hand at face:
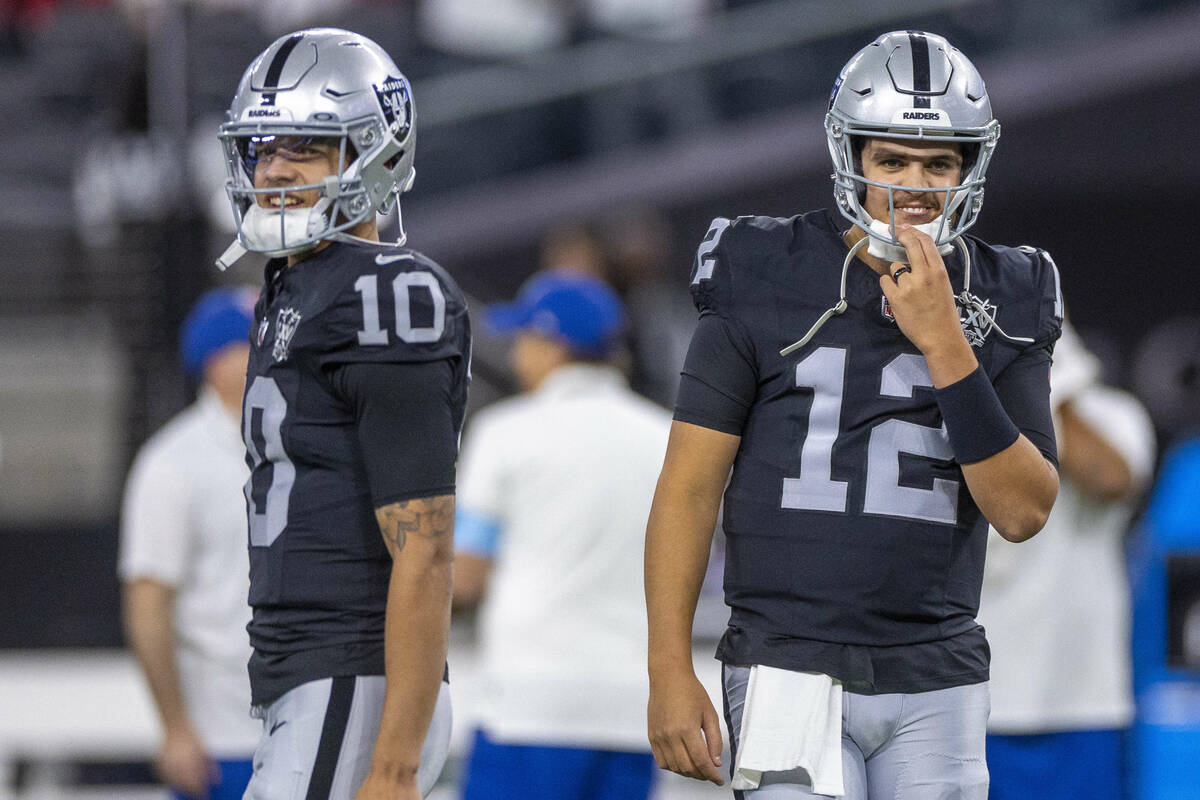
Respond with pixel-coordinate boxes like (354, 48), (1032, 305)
(158, 723), (216, 799)
(647, 670), (725, 786)
(878, 225), (967, 357)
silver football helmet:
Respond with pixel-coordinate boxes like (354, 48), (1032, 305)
(217, 28), (415, 260)
(826, 31), (1000, 261)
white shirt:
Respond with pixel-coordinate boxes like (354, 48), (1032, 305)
(118, 388), (260, 756)
(979, 385), (1156, 733)
(457, 364), (671, 750)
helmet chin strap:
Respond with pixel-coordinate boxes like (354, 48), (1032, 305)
(215, 239), (255, 272)
(215, 200), (329, 270)
(216, 196), (411, 271)
(329, 197), (408, 249)
(241, 201), (328, 253)
(866, 217), (954, 262)
(779, 236), (1033, 358)
(864, 185), (968, 263)
(779, 237), (864, 357)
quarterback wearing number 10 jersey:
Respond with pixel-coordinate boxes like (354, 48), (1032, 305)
(677, 209), (1062, 694)
(242, 240), (470, 708)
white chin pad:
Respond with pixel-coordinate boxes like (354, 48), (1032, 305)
(866, 217), (955, 263)
(241, 199), (329, 254)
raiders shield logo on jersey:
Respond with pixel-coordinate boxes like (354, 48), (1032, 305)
(273, 307), (302, 362)
(958, 293), (997, 347)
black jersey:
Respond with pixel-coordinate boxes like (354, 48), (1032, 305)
(676, 210), (1062, 694)
(242, 241), (471, 706)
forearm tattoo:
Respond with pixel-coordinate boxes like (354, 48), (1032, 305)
(374, 495), (454, 556)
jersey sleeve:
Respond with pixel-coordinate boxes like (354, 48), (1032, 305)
(330, 359), (459, 507)
(993, 343), (1057, 466)
(689, 216), (736, 314)
(674, 312), (759, 435)
(316, 252), (469, 369)
(678, 216), (763, 434)
(1026, 246), (1065, 350)
(992, 247), (1066, 466)
(118, 442), (191, 585)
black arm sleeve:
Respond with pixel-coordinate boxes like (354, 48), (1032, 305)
(672, 312), (759, 436)
(993, 344), (1059, 467)
(330, 359), (458, 507)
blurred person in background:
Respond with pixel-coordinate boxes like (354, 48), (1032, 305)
(120, 286), (259, 800)
(454, 271), (670, 800)
(645, 30), (1063, 798)
(979, 320), (1156, 800)
(218, 28), (470, 800)
(531, 214), (695, 408)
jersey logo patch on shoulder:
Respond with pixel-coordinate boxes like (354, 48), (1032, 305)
(881, 295), (896, 323)
(257, 317), (270, 346)
(272, 307), (302, 362)
(957, 293), (996, 347)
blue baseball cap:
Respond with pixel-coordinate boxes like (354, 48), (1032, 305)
(484, 271), (625, 359)
(180, 287), (256, 376)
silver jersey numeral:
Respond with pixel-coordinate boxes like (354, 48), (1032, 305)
(781, 346), (850, 512)
(243, 376), (295, 547)
(863, 354), (958, 524)
(355, 271), (447, 345)
(780, 348), (959, 526)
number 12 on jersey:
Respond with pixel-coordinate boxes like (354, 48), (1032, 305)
(781, 346), (960, 525)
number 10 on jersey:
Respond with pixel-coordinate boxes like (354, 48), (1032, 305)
(354, 272), (446, 345)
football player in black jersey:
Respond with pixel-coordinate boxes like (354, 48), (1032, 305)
(645, 32), (1062, 799)
(216, 29), (470, 800)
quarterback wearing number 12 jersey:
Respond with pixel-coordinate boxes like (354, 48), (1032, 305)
(678, 209), (1061, 693)
(243, 242), (470, 707)
(645, 31), (1064, 799)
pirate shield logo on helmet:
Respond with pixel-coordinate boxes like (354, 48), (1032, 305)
(374, 76), (411, 138)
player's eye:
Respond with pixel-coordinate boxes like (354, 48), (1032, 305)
(243, 137), (279, 165)
(279, 140), (314, 157)
(282, 138), (339, 161)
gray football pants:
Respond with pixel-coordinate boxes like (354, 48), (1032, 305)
(243, 675), (452, 800)
(722, 665), (989, 799)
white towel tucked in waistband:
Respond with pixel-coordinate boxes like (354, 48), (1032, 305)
(732, 665), (844, 796)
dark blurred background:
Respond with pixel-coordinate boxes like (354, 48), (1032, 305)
(1, 0), (1197, 658)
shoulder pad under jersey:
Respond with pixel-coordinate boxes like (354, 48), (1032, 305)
(313, 245), (470, 368)
(1014, 244), (1065, 347)
(689, 215), (799, 315)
